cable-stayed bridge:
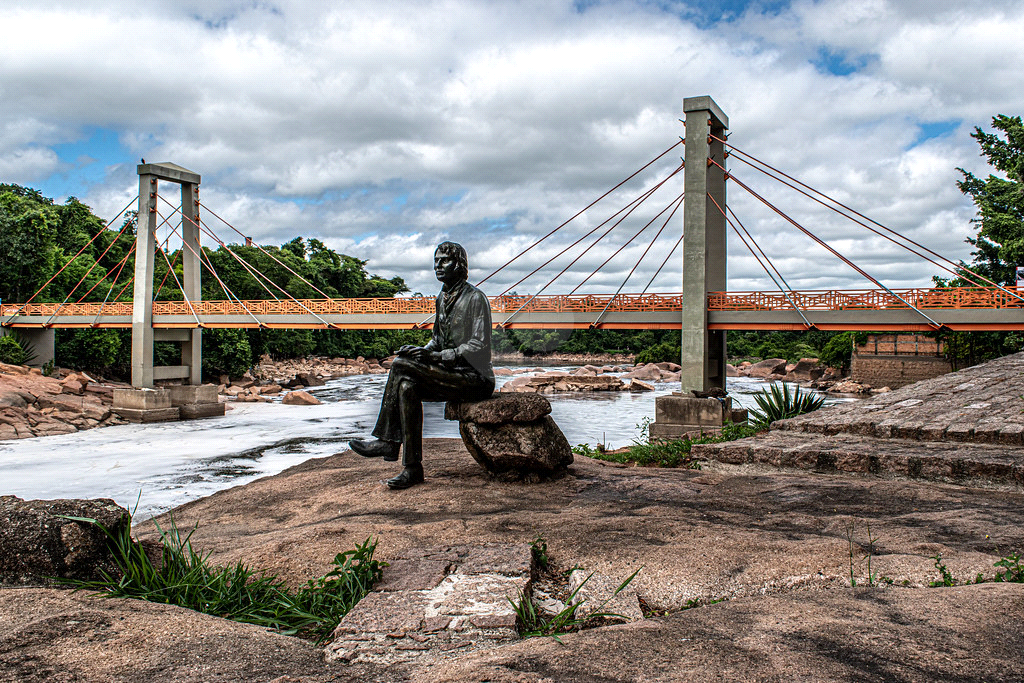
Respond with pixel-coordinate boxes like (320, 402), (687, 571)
(3, 96), (1022, 391)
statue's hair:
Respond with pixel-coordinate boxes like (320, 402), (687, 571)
(435, 241), (469, 281)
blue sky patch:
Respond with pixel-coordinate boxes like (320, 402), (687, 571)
(812, 47), (873, 76)
(912, 120), (961, 147)
(37, 126), (131, 201)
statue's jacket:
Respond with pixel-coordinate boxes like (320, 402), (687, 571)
(423, 279), (494, 380)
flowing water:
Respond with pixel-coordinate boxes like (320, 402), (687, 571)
(0, 368), (855, 520)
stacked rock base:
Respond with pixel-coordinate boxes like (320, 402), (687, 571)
(444, 393), (573, 480)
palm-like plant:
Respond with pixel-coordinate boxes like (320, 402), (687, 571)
(748, 382), (825, 431)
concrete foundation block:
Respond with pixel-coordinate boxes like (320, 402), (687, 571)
(179, 402), (226, 419)
(112, 388), (171, 410)
(168, 384), (219, 406)
(654, 395), (731, 428)
(111, 406), (180, 423)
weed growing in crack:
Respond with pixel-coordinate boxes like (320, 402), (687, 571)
(929, 555), (956, 587)
(509, 567), (642, 640)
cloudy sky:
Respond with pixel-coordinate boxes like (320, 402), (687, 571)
(2, 0), (1022, 297)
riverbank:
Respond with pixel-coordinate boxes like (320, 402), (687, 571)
(3, 354), (1024, 680)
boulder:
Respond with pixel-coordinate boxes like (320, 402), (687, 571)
(445, 394), (573, 477)
(726, 364), (739, 377)
(629, 379), (655, 392)
(746, 358), (788, 378)
(786, 358), (825, 382)
(621, 364), (663, 381)
(444, 393), (550, 424)
(0, 496), (130, 586)
(296, 372), (325, 387)
(282, 390), (321, 405)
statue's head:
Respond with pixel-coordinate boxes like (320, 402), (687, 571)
(434, 241), (469, 284)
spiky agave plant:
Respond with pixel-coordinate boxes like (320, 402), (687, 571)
(748, 382), (825, 431)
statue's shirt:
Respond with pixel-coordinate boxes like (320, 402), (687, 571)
(424, 279), (493, 379)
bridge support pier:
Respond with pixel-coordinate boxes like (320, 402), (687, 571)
(652, 96), (734, 439)
(130, 162), (203, 389)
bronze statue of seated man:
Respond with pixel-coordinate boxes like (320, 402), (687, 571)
(349, 241), (495, 489)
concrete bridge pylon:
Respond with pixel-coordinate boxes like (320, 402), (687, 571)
(133, 162), (202, 388)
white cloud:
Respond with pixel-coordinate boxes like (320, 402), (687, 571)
(0, 0), (1021, 297)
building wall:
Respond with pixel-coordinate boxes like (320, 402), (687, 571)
(850, 334), (951, 389)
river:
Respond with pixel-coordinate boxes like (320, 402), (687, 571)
(0, 368), (854, 520)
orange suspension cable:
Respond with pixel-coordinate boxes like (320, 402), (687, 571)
(718, 160), (942, 329)
(6, 195), (137, 319)
(156, 195), (280, 301)
(713, 135), (1022, 301)
(725, 149), (989, 290)
(641, 232), (684, 295)
(154, 209), (202, 327)
(570, 188), (685, 295)
(91, 242), (136, 327)
(500, 162), (685, 326)
(500, 161), (685, 297)
(707, 192), (813, 329)
(590, 192), (685, 327)
(197, 201), (335, 300)
(163, 198), (333, 327)
(477, 139), (685, 287)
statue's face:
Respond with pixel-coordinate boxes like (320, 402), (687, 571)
(434, 251), (460, 285)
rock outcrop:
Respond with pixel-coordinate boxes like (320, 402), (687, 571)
(0, 364), (128, 441)
(445, 394), (573, 478)
(0, 496), (130, 586)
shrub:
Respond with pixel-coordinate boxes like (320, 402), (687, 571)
(748, 382), (825, 430)
(0, 335), (26, 364)
(635, 342), (680, 365)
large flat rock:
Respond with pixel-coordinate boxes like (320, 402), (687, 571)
(776, 351), (1024, 444)
(4, 434), (1024, 680)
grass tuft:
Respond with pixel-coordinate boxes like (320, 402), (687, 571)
(60, 513), (385, 643)
(574, 419), (757, 468)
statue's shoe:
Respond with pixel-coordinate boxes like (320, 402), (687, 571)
(349, 439), (399, 461)
(386, 466), (424, 490)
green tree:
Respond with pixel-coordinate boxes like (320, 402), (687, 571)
(935, 114), (1024, 366)
(956, 114), (1024, 284)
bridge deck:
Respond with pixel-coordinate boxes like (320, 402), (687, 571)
(3, 288), (1023, 331)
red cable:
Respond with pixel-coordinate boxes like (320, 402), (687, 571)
(501, 161), (685, 296)
(714, 136), (1011, 295)
(15, 196), (136, 309)
(570, 188), (684, 295)
(197, 201), (334, 300)
(590, 193), (685, 326)
(476, 139), (684, 287)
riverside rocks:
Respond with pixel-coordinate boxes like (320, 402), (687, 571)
(0, 496), (130, 586)
(445, 394), (573, 478)
(0, 364), (128, 441)
(498, 363), (671, 394)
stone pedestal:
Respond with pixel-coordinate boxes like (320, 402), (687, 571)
(445, 394), (573, 479)
(649, 393), (748, 441)
(111, 388), (179, 423)
(169, 384), (225, 419)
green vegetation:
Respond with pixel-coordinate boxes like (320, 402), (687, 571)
(0, 333), (37, 365)
(747, 382), (826, 431)
(932, 114), (1024, 366)
(0, 183), (418, 377)
(509, 567), (641, 639)
(573, 418), (757, 468)
(62, 514), (385, 643)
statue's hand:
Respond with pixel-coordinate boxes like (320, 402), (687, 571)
(396, 345), (419, 357)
